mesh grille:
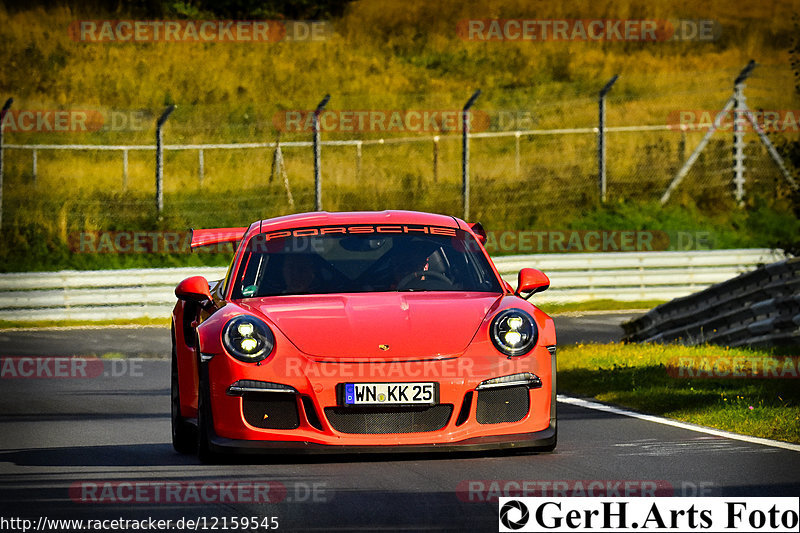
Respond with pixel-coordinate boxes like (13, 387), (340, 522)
(476, 386), (529, 424)
(324, 405), (453, 434)
(242, 392), (300, 430)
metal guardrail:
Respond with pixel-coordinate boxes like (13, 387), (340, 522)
(622, 257), (800, 347)
(0, 249), (785, 322)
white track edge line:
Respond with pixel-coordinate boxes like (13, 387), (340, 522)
(557, 394), (800, 453)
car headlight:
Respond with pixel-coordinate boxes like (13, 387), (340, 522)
(490, 308), (537, 356)
(222, 316), (275, 363)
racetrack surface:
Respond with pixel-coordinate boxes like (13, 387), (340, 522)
(1, 313), (798, 532)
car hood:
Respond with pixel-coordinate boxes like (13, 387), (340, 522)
(239, 292), (503, 360)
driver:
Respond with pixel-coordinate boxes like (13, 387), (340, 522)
(391, 248), (433, 289)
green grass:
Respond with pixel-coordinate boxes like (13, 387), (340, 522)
(539, 299), (666, 314)
(559, 343), (800, 443)
(0, 0), (798, 273)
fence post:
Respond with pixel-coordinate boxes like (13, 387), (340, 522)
(462, 89), (481, 221)
(732, 61), (756, 206)
(661, 61), (756, 205)
(660, 96), (735, 205)
(198, 148), (204, 187)
(355, 140), (362, 181)
(155, 104), (175, 215)
(598, 74), (618, 203)
(514, 131), (521, 178)
(313, 94), (330, 211)
(122, 149), (129, 190)
(32, 149), (37, 186)
(0, 97), (12, 230)
(432, 135), (439, 183)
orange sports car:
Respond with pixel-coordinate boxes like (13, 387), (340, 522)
(171, 210), (556, 461)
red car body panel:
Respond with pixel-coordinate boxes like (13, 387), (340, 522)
(239, 292), (500, 359)
(172, 210), (556, 454)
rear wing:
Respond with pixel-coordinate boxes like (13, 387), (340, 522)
(190, 227), (248, 249)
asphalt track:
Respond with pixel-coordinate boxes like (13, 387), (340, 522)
(0, 313), (798, 532)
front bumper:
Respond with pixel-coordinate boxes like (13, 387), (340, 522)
(207, 422), (556, 455)
(201, 341), (556, 451)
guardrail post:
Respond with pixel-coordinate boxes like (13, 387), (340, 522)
(598, 75), (618, 203)
(313, 94), (330, 211)
(155, 104), (176, 215)
(0, 97), (12, 230)
(462, 89), (481, 221)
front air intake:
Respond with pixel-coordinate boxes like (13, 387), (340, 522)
(242, 392), (300, 430)
(475, 385), (529, 424)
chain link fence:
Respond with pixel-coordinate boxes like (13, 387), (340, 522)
(1, 66), (798, 243)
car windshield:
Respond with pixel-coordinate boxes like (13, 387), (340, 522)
(231, 226), (502, 298)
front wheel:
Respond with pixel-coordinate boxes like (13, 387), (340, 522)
(171, 332), (196, 454)
(196, 362), (218, 463)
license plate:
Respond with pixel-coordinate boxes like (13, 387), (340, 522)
(343, 382), (438, 406)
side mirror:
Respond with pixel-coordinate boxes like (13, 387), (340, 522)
(516, 268), (550, 299)
(175, 276), (212, 303)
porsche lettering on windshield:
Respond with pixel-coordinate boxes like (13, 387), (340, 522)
(232, 227), (500, 297)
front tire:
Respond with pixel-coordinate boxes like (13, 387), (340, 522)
(196, 361), (217, 463)
(171, 329), (197, 454)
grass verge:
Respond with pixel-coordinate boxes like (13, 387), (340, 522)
(559, 343), (800, 444)
(539, 299), (664, 314)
